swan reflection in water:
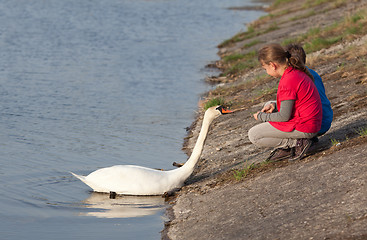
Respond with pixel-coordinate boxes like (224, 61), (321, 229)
(80, 192), (166, 218)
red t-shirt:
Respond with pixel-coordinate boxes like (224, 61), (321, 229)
(269, 67), (322, 133)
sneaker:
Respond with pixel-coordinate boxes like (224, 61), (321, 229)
(266, 148), (294, 162)
(289, 138), (312, 162)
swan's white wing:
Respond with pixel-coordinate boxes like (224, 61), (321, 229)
(80, 165), (180, 195)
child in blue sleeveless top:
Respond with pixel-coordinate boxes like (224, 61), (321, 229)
(286, 44), (333, 138)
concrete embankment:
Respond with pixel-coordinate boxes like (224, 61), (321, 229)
(163, 0), (367, 239)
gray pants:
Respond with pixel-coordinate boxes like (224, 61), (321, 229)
(248, 122), (317, 149)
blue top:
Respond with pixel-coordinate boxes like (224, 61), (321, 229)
(308, 67), (333, 134)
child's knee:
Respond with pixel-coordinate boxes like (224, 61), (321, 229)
(248, 126), (259, 144)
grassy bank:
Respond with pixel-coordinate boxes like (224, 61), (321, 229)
(205, 0), (367, 111)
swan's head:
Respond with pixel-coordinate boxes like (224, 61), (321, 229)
(215, 105), (232, 114)
(205, 105), (233, 120)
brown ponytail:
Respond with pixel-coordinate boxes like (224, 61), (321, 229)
(258, 43), (314, 81)
(285, 43), (314, 82)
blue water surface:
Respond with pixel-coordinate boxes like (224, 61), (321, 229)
(0, 0), (265, 239)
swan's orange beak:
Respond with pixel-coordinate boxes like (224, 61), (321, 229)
(216, 106), (233, 114)
(221, 108), (233, 114)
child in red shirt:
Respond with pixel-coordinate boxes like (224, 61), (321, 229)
(248, 43), (322, 161)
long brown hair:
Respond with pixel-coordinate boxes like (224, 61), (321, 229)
(258, 43), (314, 81)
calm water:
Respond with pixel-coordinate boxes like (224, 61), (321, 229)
(0, 0), (264, 239)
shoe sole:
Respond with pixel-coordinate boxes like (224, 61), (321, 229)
(267, 155), (292, 162)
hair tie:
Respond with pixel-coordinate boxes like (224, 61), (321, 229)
(285, 51), (291, 59)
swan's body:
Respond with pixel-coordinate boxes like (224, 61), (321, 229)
(71, 106), (231, 195)
(72, 165), (187, 195)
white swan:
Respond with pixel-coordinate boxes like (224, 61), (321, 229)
(71, 105), (232, 196)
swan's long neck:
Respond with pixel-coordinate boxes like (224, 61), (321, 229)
(171, 111), (216, 180)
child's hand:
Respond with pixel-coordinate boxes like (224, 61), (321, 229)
(253, 111), (260, 120)
(261, 103), (275, 113)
